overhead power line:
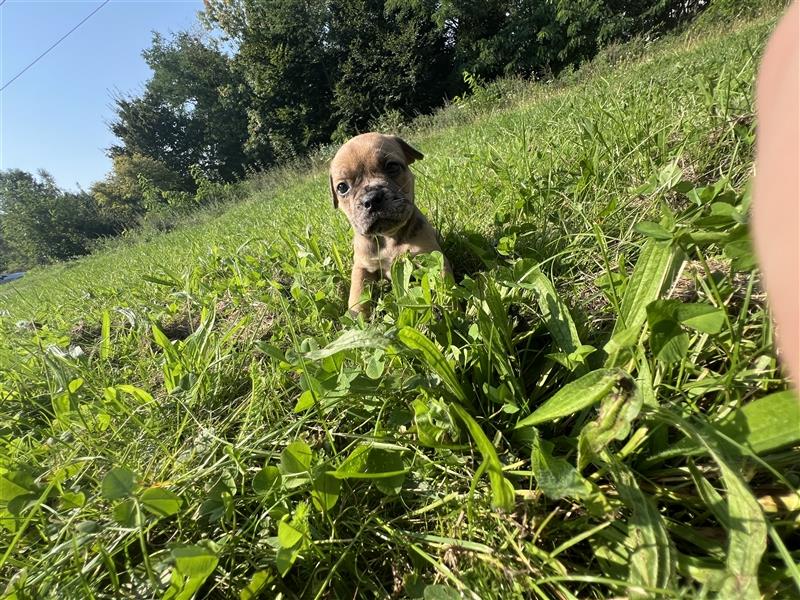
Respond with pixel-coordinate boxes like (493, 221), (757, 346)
(0, 0), (110, 93)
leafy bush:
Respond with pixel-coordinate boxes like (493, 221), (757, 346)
(0, 170), (116, 268)
(91, 153), (187, 225)
(191, 165), (244, 207)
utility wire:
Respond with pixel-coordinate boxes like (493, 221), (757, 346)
(0, 0), (110, 93)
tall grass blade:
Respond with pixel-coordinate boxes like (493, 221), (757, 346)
(514, 264), (582, 357)
(100, 310), (111, 360)
(450, 403), (514, 511)
(607, 458), (675, 596)
(651, 408), (767, 600)
(397, 326), (472, 409)
(605, 239), (683, 366)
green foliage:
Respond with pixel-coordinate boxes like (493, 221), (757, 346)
(0, 12), (796, 599)
(554, 0), (702, 65)
(100, 467), (137, 500)
(0, 228), (12, 273)
(110, 31), (250, 181)
(91, 153), (186, 221)
(716, 390), (800, 455)
(0, 169), (116, 269)
(199, 0), (720, 164)
(515, 369), (629, 429)
(163, 544), (219, 600)
(232, 0), (335, 162)
(90, 157), (244, 236)
(698, 0), (789, 24)
(435, 0), (563, 79)
(330, 0), (455, 136)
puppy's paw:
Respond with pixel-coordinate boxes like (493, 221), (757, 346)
(346, 302), (371, 319)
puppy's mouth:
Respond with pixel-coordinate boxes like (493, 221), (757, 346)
(361, 213), (403, 235)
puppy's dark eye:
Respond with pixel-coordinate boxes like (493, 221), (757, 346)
(336, 182), (350, 195)
(386, 161), (403, 174)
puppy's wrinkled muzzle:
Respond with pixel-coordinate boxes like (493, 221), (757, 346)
(353, 186), (411, 235)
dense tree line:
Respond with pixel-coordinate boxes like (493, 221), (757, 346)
(195, 0), (707, 165)
(2, 0), (738, 271)
(106, 0), (710, 185)
(0, 170), (118, 271)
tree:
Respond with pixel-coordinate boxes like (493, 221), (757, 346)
(483, 1), (564, 77)
(554, 0), (704, 66)
(91, 153), (186, 224)
(0, 226), (13, 273)
(0, 170), (116, 268)
(204, 0), (456, 153)
(434, 0), (510, 80)
(233, 0), (336, 162)
(196, 0), (709, 162)
(329, 0), (455, 136)
(110, 32), (251, 182)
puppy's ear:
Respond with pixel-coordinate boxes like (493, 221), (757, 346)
(392, 136), (424, 164)
(329, 175), (338, 209)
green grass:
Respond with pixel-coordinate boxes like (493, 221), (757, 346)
(2, 12), (799, 600)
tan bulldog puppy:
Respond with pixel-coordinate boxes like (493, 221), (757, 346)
(329, 132), (449, 314)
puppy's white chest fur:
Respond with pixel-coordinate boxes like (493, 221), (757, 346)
(358, 236), (404, 279)
(361, 253), (390, 276)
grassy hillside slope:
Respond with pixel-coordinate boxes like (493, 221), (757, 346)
(2, 13), (798, 599)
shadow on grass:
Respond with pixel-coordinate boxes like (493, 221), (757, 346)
(441, 221), (567, 282)
(440, 229), (499, 280)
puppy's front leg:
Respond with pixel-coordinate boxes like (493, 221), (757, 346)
(443, 256), (453, 280)
(348, 266), (379, 315)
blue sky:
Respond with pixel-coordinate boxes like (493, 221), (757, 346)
(1, 0), (204, 190)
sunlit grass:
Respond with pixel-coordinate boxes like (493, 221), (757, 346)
(1, 12), (798, 600)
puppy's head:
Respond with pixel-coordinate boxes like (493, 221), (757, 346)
(330, 132), (424, 236)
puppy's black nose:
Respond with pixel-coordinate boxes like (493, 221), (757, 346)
(361, 190), (384, 212)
